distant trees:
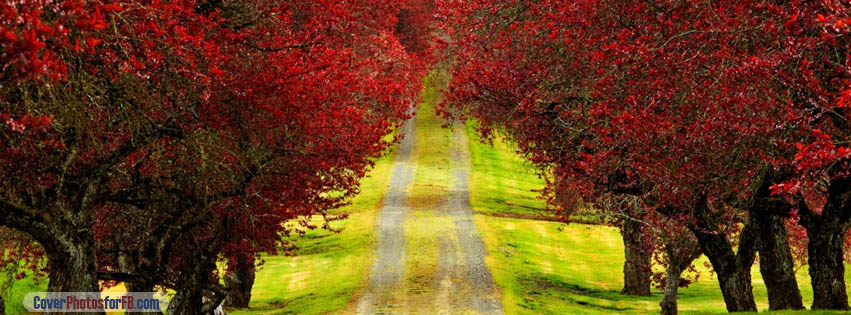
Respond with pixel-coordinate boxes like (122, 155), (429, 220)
(437, 0), (850, 313)
(0, 1), (430, 314)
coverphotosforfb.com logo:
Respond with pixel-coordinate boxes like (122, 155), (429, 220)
(23, 292), (168, 312)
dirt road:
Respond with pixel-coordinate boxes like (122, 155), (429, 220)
(355, 117), (502, 314)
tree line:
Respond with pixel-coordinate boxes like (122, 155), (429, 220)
(0, 1), (434, 314)
(436, 0), (851, 314)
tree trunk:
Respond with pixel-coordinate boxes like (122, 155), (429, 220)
(804, 221), (850, 310)
(45, 237), (100, 293)
(125, 281), (162, 315)
(798, 178), (851, 311)
(753, 214), (804, 310)
(660, 263), (684, 315)
(659, 232), (701, 315)
(165, 281), (205, 315)
(166, 259), (221, 315)
(42, 231), (103, 315)
(224, 257), (255, 308)
(1, 295), (6, 315)
(118, 250), (163, 315)
(715, 268), (758, 313)
(690, 204), (758, 313)
(621, 218), (651, 296)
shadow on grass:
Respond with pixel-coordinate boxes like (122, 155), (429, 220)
(517, 273), (647, 312)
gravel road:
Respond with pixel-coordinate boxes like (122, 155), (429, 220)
(356, 118), (502, 314)
(356, 120), (417, 314)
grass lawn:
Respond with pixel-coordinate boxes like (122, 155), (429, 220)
(464, 118), (851, 314)
(465, 122), (548, 220)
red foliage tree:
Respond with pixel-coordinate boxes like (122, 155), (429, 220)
(767, 1), (851, 309)
(1, 1), (428, 314)
(1, 0), (126, 299)
(436, 0), (850, 312)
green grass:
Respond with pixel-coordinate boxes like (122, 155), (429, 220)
(2, 271), (47, 315)
(466, 122), (549, 220)
(465, 119), (851, 314)
(229, 152), (394, 315)
(466, 122), (602, 224)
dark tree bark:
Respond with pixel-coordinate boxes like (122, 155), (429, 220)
(165, 290), (189, 315)
(747, 173), (805, 311)
(165, 271), (206, 315)
(165, 258), (223, 315)
(124, 280), (162, 315)
(41, 229), (103, 315)
(165, 289), (207, 315)
(44, 241), (99, 294)
(621, 217), (651, 296)
(707, 243), (758, 313)
(117, 250), (163, 315)
(689, 200), (758, 313)
(659, 236), (701, 315)
(753, 214), (804, 310)
(799, 179), (851, 310)
(225, 256), (256, 308)
(660, 263), (684, 315)
(806, 225), (849, 310)
(801, 212), (851, 310)
(1, 295), (6, 315)
(43, 233), (99, 292)
(0, 201), (102, 298)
